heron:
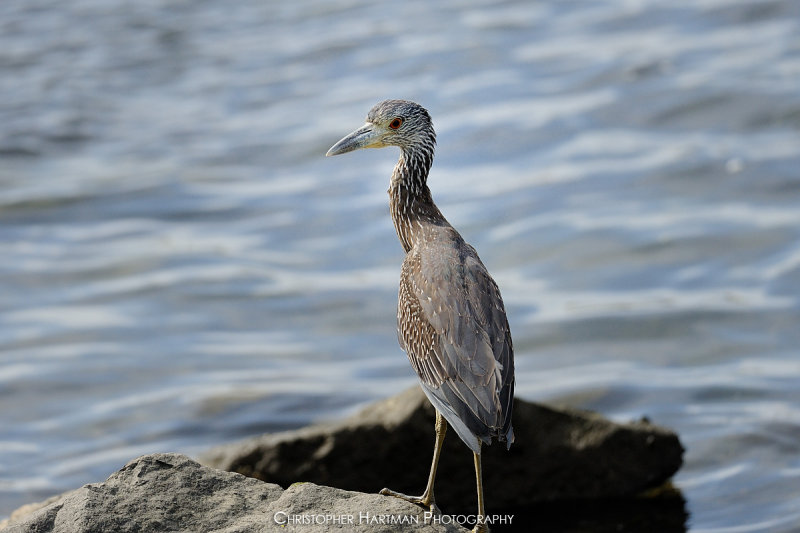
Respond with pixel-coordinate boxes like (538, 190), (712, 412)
(326, 100), (514, 533)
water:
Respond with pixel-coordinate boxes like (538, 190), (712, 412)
(1, 0), (799, 530)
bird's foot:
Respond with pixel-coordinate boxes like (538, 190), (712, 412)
(471, 522), (490, 533)
(379, 487), (441, 517)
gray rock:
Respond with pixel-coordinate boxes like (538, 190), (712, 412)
(1, 453), (466, 533)
(3, 389), (684, 532)
(202, 387), (684, 513)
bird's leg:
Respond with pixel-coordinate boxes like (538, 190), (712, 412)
(380, 410), (446, 516)
(472, 445), (489, 533)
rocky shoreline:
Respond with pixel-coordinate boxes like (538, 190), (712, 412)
(1, 387), (685, 532)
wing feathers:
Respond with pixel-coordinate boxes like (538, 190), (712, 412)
(397, 235), (514, 445)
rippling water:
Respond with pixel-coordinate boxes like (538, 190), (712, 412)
(2, 0), (800, 530)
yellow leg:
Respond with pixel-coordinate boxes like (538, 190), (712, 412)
(472, 445), (489, 533)
(380, 410), (446, 515)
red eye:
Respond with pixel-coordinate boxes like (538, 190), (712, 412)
(389, 118), (403, 130)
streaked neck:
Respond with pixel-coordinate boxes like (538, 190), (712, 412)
(389, 148), (448, 253)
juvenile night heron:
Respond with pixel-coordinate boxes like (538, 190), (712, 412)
(327, 100), (514, 533)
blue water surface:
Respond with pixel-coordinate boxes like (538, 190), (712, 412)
(1, 0), (799, 530)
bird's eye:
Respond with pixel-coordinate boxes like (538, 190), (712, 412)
(389, 118), (403, 130)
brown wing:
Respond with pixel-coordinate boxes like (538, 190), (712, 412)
(397, 237), (514, 447)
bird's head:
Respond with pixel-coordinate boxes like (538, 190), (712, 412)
(326, 100), (436, 157)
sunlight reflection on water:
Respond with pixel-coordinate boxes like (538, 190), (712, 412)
(1, 0), (799, 530)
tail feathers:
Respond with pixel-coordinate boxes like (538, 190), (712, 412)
(419, 382), (513, 455)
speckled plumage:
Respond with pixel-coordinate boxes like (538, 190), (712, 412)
(327, 100), (514, 528)
(379, 101), (515, 454)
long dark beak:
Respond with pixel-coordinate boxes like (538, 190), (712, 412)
(326, 123), (381, 156)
